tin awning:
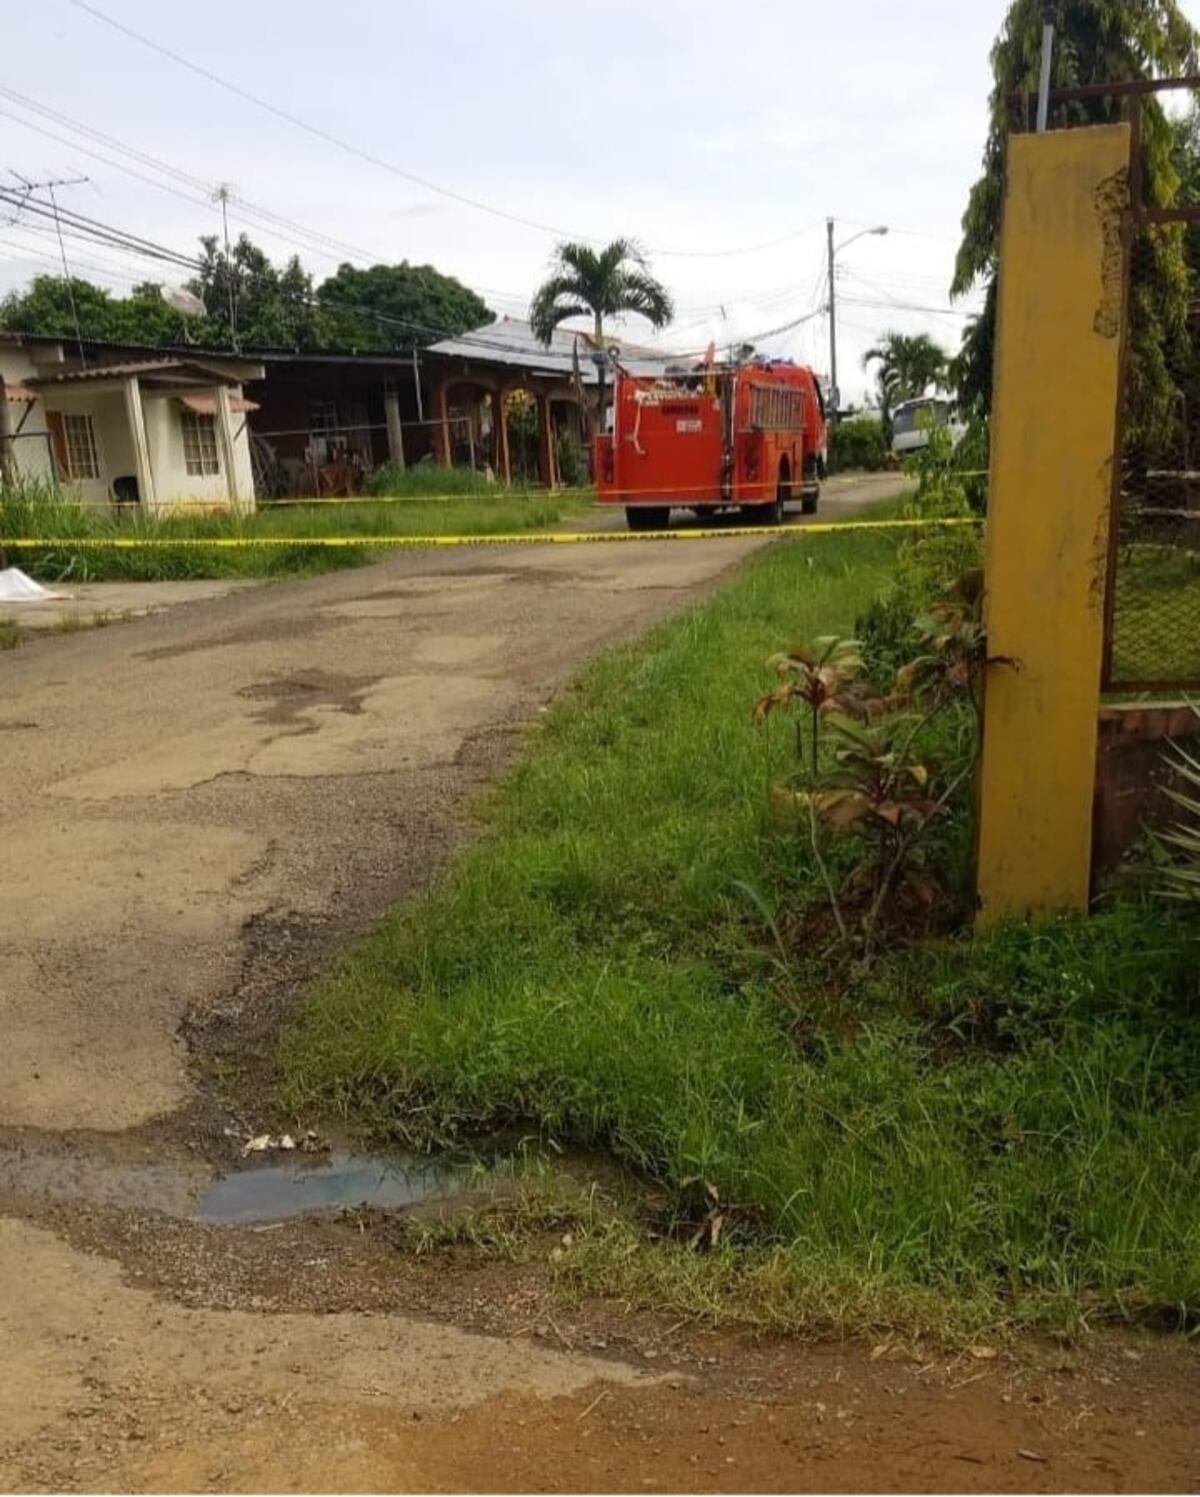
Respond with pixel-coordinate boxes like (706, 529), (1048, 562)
(177, 393), (260, 415)
(5, 383), (35, 402)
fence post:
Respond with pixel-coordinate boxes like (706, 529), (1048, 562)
(0, 376), (13, 487)
(383, 385), (405, 471)
(976, 123), (1130, 925)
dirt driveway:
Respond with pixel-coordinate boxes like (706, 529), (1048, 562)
(2, 477), (1197, 1493)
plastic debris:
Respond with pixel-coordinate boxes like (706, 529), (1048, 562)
(0, 566), (67, 604)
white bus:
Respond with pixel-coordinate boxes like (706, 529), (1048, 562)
(891, 396), (966, 457)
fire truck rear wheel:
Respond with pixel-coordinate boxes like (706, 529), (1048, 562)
(801, 486), (820, 515)
(626, 506), (669, 532)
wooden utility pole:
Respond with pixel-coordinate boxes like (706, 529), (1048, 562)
(826, 217), (837, 421)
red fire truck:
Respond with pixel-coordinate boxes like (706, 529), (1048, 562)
(594, 359), (827, 531)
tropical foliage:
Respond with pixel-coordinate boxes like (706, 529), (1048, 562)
(952, 0), (1199, 452)
(530, 239), (673, 417)
(0, 234), (492, 352)
(316, 260), (490, 351)
(529, 238), (673, 346)
(1157, 708), (1200, 901)
(862, 331), (948, 424)
(828, 415), (888, 473)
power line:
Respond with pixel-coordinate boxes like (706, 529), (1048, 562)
(0, 188), (199, 270)
(651, 222), (823, 259)
(0, 229), (151, 285)
(5, 172), (91, 362)
(0, 188), (600, 356)
(63, 0), (591, 241)
(839, 290), (974, 320)
(0, 88), (400, 271)
(61, 0), (830, 263)
(0, 180), (831, 365)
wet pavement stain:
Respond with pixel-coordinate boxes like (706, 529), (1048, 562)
(237, 670), (381, 727)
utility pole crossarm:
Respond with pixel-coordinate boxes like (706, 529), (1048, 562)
(7, 171), (90, 366)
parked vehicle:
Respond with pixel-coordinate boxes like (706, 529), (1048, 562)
(891, 396), (966, 457)
(594, 358), (827, 531)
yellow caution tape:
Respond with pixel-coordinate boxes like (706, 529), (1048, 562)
(2, 517), (980, 549)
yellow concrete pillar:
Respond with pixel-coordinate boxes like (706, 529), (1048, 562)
(976, 124), (1129, 924)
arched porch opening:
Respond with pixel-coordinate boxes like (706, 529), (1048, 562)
(548, 394), (590, 488)
(440, 379), (504, 478)
(503, 387), (543, 485)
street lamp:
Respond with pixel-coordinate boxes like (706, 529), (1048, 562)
(826, 219), (889, 420)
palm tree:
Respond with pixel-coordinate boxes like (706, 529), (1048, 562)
(530, 239), (674, 422)
(863, 331), (948, 425)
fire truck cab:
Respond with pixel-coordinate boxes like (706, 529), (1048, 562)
(594, 359), (826, 531)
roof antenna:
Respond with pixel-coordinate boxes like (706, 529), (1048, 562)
(8, 171), (90, 366)
(212, 183), (239, 349)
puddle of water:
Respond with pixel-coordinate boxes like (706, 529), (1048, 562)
(193, 1150), (463, 1225)
(0, 1144), (467, 1226)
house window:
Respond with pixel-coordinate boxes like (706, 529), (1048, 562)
(181, 409), (220, 476)
(309, 400), (338, 434)
(62, 412), (100, 480)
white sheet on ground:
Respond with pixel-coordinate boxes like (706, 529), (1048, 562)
(0, 566), (68, 604)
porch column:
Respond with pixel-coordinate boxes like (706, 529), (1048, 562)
(213, 385), (242, 508)
(495, 384), (512, 485)
(383, 385), (406, 469)
(433, 381), (452, 467)
(0, 376), (14, 486)
(123, 375), (156, 509)
(536, 390), (556, 489)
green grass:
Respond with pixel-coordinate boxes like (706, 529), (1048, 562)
(281, 528), (1200, 1338)
(0, 472), (588, 582)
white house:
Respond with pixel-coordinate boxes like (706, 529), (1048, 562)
(0, 333), (263, 511)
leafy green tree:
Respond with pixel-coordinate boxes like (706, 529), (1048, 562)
(4, 274), (114, 342)
(0, 235), (494, 354)
(0, 274), (186, 345)
(317, 261), (491, 351)
(952, 0), (1198, 458)
(863, 331), (949, 425)
(530, 239), (673, 417)
(188, 234), (327, 350)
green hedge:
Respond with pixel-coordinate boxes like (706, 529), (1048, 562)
(829, 416), (888, 473)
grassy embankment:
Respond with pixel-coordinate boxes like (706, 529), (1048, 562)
(0, 468), (588, 582)
(282, 527), (1200, 1340)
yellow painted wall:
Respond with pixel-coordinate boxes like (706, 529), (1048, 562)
(976, 124), (1129, 924)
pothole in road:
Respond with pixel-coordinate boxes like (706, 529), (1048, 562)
(0, 1143), (469, 1226)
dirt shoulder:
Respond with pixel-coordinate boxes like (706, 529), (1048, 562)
(7, 1203), (1197, 1493)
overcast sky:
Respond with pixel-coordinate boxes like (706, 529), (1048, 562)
(0, 1), (1085, 402)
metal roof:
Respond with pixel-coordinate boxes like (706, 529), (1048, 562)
(35, 358), (185, 382)
(428, 317), (670, 380)
(29, 357), (262, 387)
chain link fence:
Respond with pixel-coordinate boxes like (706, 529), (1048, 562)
(1096, 79), (1200, 693)
(1030, 78), (1200, 692)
